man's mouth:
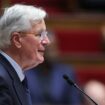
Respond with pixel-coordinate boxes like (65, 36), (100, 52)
(38, 50), (45, 54)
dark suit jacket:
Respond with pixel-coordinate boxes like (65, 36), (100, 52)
(0, 54), (31, 105)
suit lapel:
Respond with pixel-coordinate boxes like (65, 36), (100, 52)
(0, 53), (31, 105)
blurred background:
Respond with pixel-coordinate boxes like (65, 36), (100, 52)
(1, 0), (105, 105)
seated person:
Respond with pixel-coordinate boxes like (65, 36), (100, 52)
(25, 31), (81, 105)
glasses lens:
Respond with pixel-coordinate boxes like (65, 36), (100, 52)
(40, 31), (48, 40)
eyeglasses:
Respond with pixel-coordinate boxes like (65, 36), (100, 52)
(19, 30), (48, 41)
(35, 31), (48, 41)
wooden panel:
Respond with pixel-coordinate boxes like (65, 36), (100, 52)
(76, 67), (105, 86)
(55, 28), (102, 54)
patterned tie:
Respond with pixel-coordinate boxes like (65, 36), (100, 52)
(22, 77), (32, 105)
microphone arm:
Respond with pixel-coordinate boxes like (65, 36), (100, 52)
(63, 74), (98, 105)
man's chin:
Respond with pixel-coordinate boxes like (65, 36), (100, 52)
(38, 57), (44, 64)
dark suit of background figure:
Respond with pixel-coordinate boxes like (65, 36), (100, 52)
(0, 54), (31, 105)
(25, 59), (81, 105)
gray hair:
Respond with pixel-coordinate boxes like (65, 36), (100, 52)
(0, 4), (47, 49)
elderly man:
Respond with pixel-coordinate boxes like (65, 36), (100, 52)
(0, 4), (50, 105)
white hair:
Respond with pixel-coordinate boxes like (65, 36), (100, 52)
(0, 4), (47, 49)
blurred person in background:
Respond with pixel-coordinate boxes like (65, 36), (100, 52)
(84, 80), (105, 105)
(0, 4), (50, 105)
(25, 31), (82, 105)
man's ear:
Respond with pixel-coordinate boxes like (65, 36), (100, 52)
(11, 32), (22, 48)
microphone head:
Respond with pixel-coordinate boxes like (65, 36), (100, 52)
(63, 74), (74, 85)
(63, 74), (69, 80)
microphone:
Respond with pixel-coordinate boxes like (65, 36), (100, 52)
(63, 74), (98, 105)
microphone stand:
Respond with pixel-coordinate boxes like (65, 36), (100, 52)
(63, 74), (98, 105)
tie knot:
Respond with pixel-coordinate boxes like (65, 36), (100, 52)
(22, 77), (28, 89)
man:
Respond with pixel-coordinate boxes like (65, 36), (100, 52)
(0, 4), (50, 105)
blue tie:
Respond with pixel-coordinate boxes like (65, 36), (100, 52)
(22, 77), (32, 105)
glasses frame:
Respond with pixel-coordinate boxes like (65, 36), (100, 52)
(18, 30), (48, 41)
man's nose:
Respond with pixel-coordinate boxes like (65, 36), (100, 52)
(41, 34), (51, 45)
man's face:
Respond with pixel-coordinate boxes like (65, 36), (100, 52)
(18, 20), (50, 70)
